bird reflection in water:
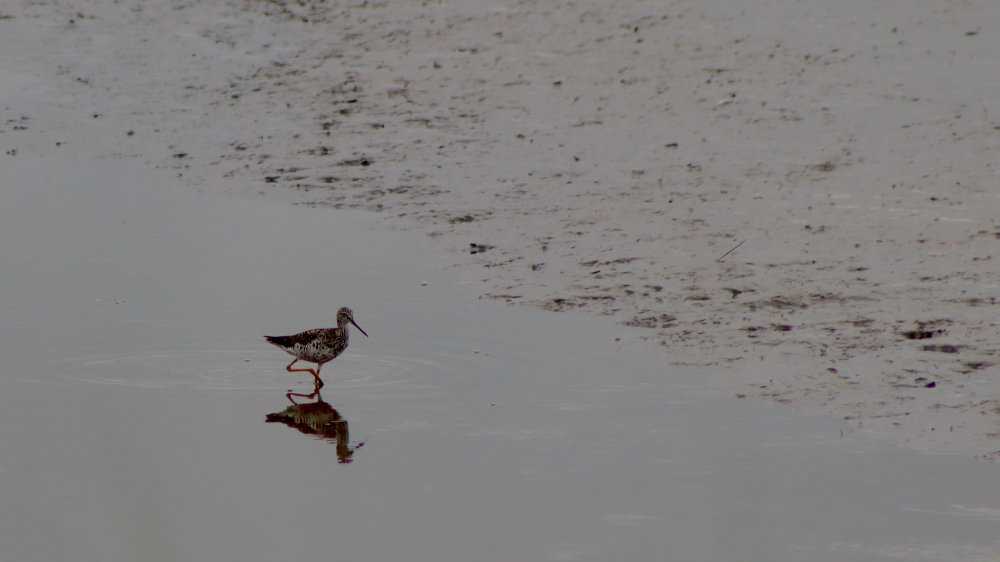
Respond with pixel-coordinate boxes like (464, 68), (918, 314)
(265, 386), (364, 463)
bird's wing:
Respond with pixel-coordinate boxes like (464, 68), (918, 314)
(265, 329), (326, 348)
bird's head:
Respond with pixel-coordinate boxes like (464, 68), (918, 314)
(337, 307), (369, 337)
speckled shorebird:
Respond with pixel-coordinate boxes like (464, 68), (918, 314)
(264, 307), (368, 387)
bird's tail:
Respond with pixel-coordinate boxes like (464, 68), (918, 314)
(264, 335), (295, 347)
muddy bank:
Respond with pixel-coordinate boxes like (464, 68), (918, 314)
(2, 0), (1000, 457)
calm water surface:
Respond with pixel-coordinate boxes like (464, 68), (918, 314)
(1, 158), (998, 561)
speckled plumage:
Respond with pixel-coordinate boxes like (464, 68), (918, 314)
(264, 307), (368, 387)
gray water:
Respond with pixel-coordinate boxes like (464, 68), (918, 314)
(1, 157), (998, 562)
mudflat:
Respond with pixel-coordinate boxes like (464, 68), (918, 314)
(3, 0), (999, 457)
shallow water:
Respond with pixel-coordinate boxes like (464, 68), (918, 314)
(1, 157), (998, 561)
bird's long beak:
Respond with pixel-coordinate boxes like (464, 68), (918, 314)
(352, 320), (369, 338)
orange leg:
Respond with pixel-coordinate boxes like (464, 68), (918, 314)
(286, 380), (323, 403)
(285, 359), (325, 387)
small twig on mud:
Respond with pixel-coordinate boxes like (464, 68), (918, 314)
(716, 239), (745, 262)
